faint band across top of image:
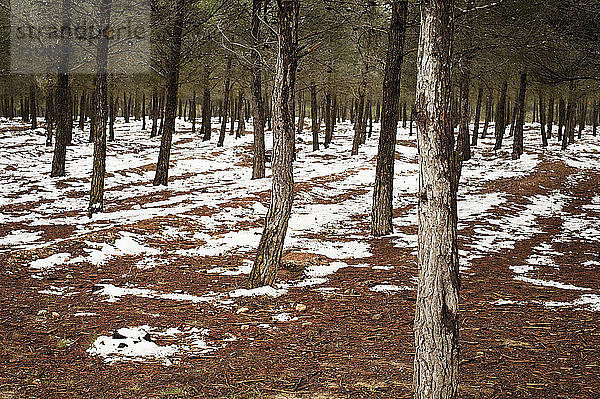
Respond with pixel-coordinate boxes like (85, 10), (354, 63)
(7, 0), (151, 74)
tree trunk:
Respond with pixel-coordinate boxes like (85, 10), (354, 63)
(546, 96), (554, 140)
(51, 0), (71, 178)
(471, 86), (482, 146)
(297, 92), (305, 136)
(218, 58), (232, 147)
(202, 84), (212, 141)
(251, 0), (266, 179)
(46, 88), (54, 146)
(494, 81), (507, 151)
(539, 92), (547, 147)
(151, 88), (158, 137)
(88, 0), (111, 217)
(324, 91), (332, 148)
(578, 100), (587, 139)
(249, 0), (298, 288)
(593, 102), (598, 137)
(30, 84), (37, 129)
(141, 92), (146, 130)
(481, 93), (492, 139)
(413, 0), (459, 398)
(371, 0), (408, 237)
(558, 97), (565, 142)
(457, 68), (471, 161)
(153, 0), (184, 186)
(311, 83), (319, 151)
(109, 95), (115, 141)
(351, 90), (365, 155)
(191, 91), (196, 134)
(236, 91), (245, 138)
(512, 72), (526, 160)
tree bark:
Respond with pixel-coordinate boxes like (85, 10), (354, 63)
(494, 81), (507, 151)
(539, 92), (547, 147)
(46, 88), (55, 146)
(297, 92), (305, 136)
(471, 86), (482, 146)
(202, 82), (212, 141)
(109, 95), (115, 141)
(546, 96), (554, 140)
(324, 91), (332, 148)
(311, 83), (319, 151)
(512, 72), (526, 160)
(249, 0), (298, 288)
(413, 1), (459, 398)
(153, 0), (184, 186)
(218, 58), (232, 147)
(457, 68), (471, 161)
(88, 0), (111, 217)
(481, 93), (492, 139)
(558, 97), (565, 142)
(51, 0), (71, 178)
(371, 0), (408, 237)
(251, 0), (266, 179)
(30, 84), (37, 129)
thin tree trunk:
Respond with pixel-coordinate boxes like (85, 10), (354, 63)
(51, 0), (71, 178)
(251, 0), (266, 179)
(512, 72), (526, 160)
(558, 97), (565, 142)
(413, 1), (459, 398)
(324, 91), (332, 148)
(371, 0), (408, 237)
(481, 93), (492, 139)
(218, 58), (232, 147)
(109, 95), (115, 141)
(249, 0), (298, 288)
(30, 84), (37, 129)
(539, 92), (547, 147)
(153, 0), (184, 186)
(236, 91), (245, 138)
(297, 92), (305, 136)
(202, 82), (212, 141)
(471, 86), (482, 146)
(494, 81), (507, 151)
(546, 96), (554, 140)
(88, 0), (111, 217)
(141, 92), (146, 130)
(191, 91), (196, 134)
(311, 83), (319, 151)
(457, 67), (471, 161)
(46, 88), (54, 146)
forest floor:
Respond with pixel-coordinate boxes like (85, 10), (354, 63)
(0, 117), (599, 399)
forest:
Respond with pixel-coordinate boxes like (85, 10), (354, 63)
(0, 0), (599, 398)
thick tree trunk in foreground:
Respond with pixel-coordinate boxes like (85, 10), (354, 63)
(512, 72), (526, 160)
(88, 0), (111, 217)
(51, 0), (71, 178)
(251, 0), (266, 179)
(153, 0), (184, 186)
(371, 0), (408, 237)
(249, 0), (298, 288)
(413, 0), (460, 398)
(494, 81), (507, 151)
(471, 86), (482, 146)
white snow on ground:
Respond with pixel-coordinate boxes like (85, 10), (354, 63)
(3, 118), (600, 366)
(29, 253), (70, 269)
(370, 284), (414, 293)
(88, 325), (220, 365)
